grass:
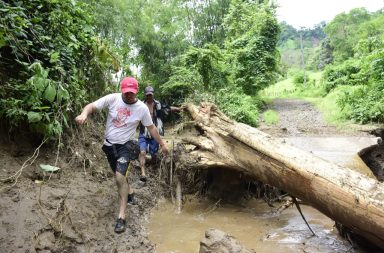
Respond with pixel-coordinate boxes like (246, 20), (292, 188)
(263, 109), (279, 125)
(260, 70), (383, 131)
(259, 71), (349, 127)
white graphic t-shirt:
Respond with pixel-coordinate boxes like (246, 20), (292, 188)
(94, 93), (153, 145)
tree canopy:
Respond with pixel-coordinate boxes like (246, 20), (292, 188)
(0, 0), (281, 136)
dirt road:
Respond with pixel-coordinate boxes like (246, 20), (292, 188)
(259, 99), (369, 137)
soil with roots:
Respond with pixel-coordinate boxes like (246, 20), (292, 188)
(0, 122), (165, 253)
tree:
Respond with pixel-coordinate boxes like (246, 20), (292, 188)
(225, 1), (280, 95)
(184, 0), (231, 47)
(178, 102), (384, 249)
(324, 8), (371, 61)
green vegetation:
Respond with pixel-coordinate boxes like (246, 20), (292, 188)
(263, 110), (279, 125)
(1, 0), (382, 138)
(0, 0), (280, 137)
(0, 0), (117, 137)
(274, 7), (384, 125)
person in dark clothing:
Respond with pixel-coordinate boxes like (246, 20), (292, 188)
(138, 86), (180, 181)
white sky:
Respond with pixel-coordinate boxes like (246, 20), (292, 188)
(276, 0), (384, 29)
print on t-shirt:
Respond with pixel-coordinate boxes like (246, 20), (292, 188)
(112, 107), (131, 128)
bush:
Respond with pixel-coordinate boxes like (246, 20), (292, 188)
(338, 82), (384, 123)
(292, 71), (311, 87)
(322, 59), (365, 92)
(0, 0), (116, 137)
(214, 87), (260, 127)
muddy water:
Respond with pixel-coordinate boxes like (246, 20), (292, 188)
(148, 136), (378, 253)
(284, 136), (378, 177)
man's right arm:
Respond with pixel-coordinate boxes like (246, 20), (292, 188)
(75, 103), (97, 125)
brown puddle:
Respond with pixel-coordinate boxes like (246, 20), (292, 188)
(148, 198), (356, 253)
(148, 136), (378, 252)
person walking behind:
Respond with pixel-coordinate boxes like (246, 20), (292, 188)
(138, 86), (180, 182)
(75, 77), (168, 233)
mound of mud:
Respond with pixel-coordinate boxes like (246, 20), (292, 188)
(0, 124), (164, 253)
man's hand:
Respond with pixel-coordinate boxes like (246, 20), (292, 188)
(160, 143), (169, 156)
(75, 103), (96, 125)
(75, 113), (88, 125)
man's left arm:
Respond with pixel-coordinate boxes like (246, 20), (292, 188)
(147, 124), (169, 155)
(170, 106), (182, 112)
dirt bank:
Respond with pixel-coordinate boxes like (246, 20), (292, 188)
(0, 125), (161, 253)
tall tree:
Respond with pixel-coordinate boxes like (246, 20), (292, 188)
(185, 0), (231, 47)
(225, 1), (280, 95)
(324, 8), (371, 61)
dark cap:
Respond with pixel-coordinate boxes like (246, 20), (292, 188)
(144, 86), (154, 95)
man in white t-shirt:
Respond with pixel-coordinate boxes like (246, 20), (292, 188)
(75, 76), (168, 234)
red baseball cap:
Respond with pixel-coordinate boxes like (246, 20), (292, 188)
(120, 77), (138, 94)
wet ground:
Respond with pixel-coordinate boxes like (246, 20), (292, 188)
(148, 99), (382, 252)
(149, 198), (354, 253)
(0, 125), (162, 253)
(148, 136), (377, 253)
(0, 98), (382, 252)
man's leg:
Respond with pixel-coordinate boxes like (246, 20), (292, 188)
(114, 145), (137, 232)
(139, 150), (146, 178)
(138, 135), (148, 180)
(115, 171), (129, 220)
(102, 145), (132, 233)
(149, 138), (160, 164)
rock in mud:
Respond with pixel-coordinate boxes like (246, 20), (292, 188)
(199, 228), (256, 253)
(35, 231), (55, 250)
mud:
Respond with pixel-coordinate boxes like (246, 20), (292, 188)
(0, 124), (162, 253)
(0, 98), (383, 253)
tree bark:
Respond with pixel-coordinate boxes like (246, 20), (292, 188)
(178, 102), (384, 249)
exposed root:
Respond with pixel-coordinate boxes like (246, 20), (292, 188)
(36, 187), (87, 246)
(0, 138), (48, 191)
(272, 198), (293, 215)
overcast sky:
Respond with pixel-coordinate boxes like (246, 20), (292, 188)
(276, 0), (384, 29)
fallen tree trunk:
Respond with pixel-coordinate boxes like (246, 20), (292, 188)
(177, 102), (384, 249)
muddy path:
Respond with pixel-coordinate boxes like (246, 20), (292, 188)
(259, 98), (383, 179)
(0, 125), (161, 253)
(0, 99), (382, 253)
(259, 99), (371, 137)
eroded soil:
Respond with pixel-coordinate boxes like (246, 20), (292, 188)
(0, 124), (162, 253)
(0, 99), (382, 253)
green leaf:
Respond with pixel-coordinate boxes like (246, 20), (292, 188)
(27, 111), (42, 123)
(41, 69), (49, 78)
(31, 77), (46, 91)
(57, 85), (69, 103)
(39, 164), (61, 172)
(43, 83), (56, 102)
(28, 62), (43, 75)
(50, 52), (60, 63)
(0, 31), (6, 48)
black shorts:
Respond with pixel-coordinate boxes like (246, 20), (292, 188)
(102, 140), (140, 176)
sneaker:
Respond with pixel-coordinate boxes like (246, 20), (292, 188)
(127, 193), (138, 205)
(114, 218), (126, 233)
